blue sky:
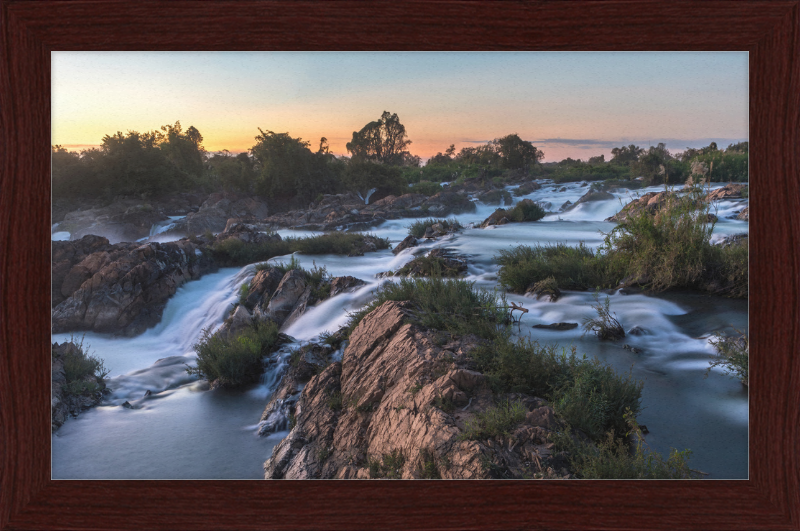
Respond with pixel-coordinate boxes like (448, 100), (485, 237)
(52, 51), (748, 161)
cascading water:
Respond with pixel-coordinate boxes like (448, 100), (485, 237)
(52, 181), (748, 479)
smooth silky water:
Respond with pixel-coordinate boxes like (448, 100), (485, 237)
(52, 182), (748, 479)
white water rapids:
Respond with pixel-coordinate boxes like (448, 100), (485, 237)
(52, 181), (749, 479)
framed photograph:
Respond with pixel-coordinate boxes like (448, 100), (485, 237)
(2, 1), (798, 529)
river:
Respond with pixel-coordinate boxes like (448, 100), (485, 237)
(52, 181), (749, 479)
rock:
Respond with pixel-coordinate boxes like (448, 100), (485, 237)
(477, 189), (512, 205)
(513, 181), (541, 196)
(422, 192), (476, 216)
(264, 270), (308, 326)
(216, 221), (282, 245)
(704, 183), (747, 202)
(392, 235), (418, 255)
(737, 206), (749, 221)
(263, 301), (570, 480)
(395, 249), (468, 277)
(532, 323), (578, 331)
(245, 267), (284, 308)
(606, 191), (677, 223)
(174, 194), (269, 235)
(559, 200), (572, 211)
(563, 190), (614, 212)
(52, 239), (214, 335)
(228, 304), (253, 337)
(622, 344), (642, 354)
(329, 276), (365, 297)
(715, 233), (748, 248)
(627, 326), (649, 336)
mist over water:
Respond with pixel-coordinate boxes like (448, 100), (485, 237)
(52, 181), (749, 479)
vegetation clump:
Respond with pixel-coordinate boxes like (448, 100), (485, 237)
(344, 277), (507, 340)
(211, 232), (389, 266)
(483, 199), (546, 227)
(406, 217), (462, 238)
(368, 449), (406, 479)
(497, 243), (601, 293)
(57, 337), (110, 396)
(496, 186), (748, 298)
(187, 321), (285, 387)
(554, 409), (700, 479)
(582, 291), (625, 340)
(458, 399), (527, 440)
(705, 330), (749, 385)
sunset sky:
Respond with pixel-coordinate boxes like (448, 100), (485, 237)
(52, 52), (748, 163)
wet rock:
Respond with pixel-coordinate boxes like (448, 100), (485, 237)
(477, 189), (513, 205)
(52, 239), (214, 335)
(704, 183), (747, 202)
(622, 344), (642, 354)
(715, 233), (748, 248)
(264, 270), (308, 326)
(514, 181), (541, 196)
(627, 326), (649, 336)
(245, 267), (284, 309)
(737, 206), (749, 221)
(228, 304), (253, 337)
(329, 276), (366, 297)
(559, 200), (572, 211)
(563, 190), (614, 212)
(392, 235), (418, 255)
(532, 322), (578, 331)
(395, 249), (468, 277)
(606, 191), (676, 222)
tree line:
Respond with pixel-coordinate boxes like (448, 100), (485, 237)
(52, 112), (748, 207)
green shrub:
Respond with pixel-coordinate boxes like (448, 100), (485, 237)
(406, 218), (463, 238)
(395, 255), (464, 278)
(554, 409), (700, 479)
(59, 337), (110, 396)
(508, 199), (546, 222)
(582, 291), (625, 341)
(186, 321), (284, 387)
(598, 189), (716, 291)
(458, 399), (527, 440)
(705, 330), (748, 385)
(369, 449), (406, 479)
(469, 336), (642, 440)
(496, 242), (602, 293)
(211, 233), (389, 266)
(327, 390), (343, 411)
(528, 276), (560, 301)
(417, 448), (442, 479)
(345, 277), (507, 340)
(238, 282), (250, 308)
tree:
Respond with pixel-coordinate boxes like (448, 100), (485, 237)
(346, 111), (412, 165)
(341, 160), (404, 204)
(610, 144), (644, 165)
(250, 129), (339, 202)
(492, 134), (544, 171)
(588, 154), (605, 164)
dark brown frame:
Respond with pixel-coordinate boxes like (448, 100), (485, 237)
(2, 1), (798, 529)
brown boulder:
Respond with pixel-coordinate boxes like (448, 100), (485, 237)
(704, 183), (747, 202)
(392, 235), (418, 255)
(263, 301), (569, 480)
(264, 270), (308, 326)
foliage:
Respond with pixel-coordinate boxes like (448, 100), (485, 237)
(417, 448), (442, 479)
(458, 399), (527, 440)
(406, 218), (463, 238)
(250, 129), (340, 202)
(492, 134), (544, 171)
(210, 233), (389, 267)
(368, 449), (406, 479)
(469, 337), (642, 440)
(58, 336), (110, 396)
(528, 276), (560, 301)
(554, 409), (699, 479)
(341, 159), (405, 201)
(406, 180), (444, 196)
(496, 242), (602, 293)
(395, 255), (465, 278)
(345, 277), (507, 340)
(705, 330), (749, 385)
(582, 291), (625, 340)
(186, 321), (284, 387)
(346, 111), (412, 166)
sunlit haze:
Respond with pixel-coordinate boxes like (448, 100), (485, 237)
(52, 52), (748, 162)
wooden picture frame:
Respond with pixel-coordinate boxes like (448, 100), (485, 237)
(1, 1), (798, 529)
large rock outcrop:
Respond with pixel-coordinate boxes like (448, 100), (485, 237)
(606, 191), (676, 223)
(169, 194), (270, 235)
(704, 183), (748, 202)
(263, 301), (570, 480)
(52, 237), (215, 335)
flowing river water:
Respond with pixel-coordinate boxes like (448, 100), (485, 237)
(52, 181), (749, 479)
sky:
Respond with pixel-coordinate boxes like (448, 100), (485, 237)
(52, 52), (748, 163)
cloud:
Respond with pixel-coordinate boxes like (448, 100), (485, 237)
(532, 137), (748, 150)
